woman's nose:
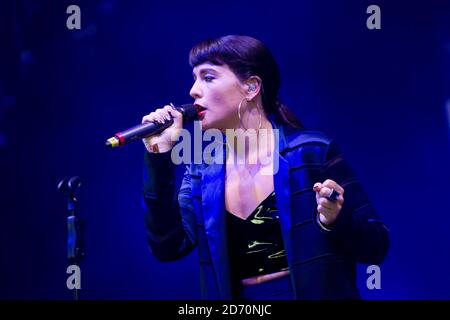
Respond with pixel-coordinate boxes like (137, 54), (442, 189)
(190, 81), (202, 99)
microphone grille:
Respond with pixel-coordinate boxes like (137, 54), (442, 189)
(179, 104), (200, 122)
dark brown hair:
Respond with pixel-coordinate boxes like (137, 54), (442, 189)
(189, 35), (302, 129)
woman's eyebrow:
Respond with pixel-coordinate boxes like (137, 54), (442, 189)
(193, 67), (218, 78)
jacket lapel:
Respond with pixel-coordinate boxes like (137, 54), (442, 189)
(271, 119), (299, 298)
(271, 120), (294, 268)
(201, 142), (232, 299)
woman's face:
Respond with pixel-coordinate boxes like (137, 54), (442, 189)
(190, 62), (247, 130)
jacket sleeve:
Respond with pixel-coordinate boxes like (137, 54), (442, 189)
(142, 151), (197, 261)
(319, 140), (390, 265)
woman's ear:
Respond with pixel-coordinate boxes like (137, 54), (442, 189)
(245, 76), (262, 100)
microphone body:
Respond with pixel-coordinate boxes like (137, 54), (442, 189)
(106, 104), (199, 147)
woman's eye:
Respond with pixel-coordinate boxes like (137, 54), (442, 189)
(204, 76), (214, 82)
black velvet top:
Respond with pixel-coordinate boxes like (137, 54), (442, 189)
(226, 191), (289, 280)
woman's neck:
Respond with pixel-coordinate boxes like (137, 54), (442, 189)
(225, 115), (275, 166)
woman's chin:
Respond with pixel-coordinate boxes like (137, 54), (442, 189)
(199, 117), (217, 130)
(199, 118), (210, 130)
(199, 116), (228, 131)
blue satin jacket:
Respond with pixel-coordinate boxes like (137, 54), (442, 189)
(143, 119), (390, 299)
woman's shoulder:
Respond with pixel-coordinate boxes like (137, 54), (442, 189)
(281, 125), (333, 149)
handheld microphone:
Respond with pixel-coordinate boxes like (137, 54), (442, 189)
(105, 104), (200, 148)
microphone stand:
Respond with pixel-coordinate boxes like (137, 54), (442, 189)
(58, 176), (84, 300)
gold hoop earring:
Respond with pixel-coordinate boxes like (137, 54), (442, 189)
(238, 98), (262, 130)
(238, 98), (246, 126)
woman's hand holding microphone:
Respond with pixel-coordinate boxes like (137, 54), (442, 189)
(141, 104), (184, 153)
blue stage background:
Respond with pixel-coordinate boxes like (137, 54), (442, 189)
(1, 0), (449, 299)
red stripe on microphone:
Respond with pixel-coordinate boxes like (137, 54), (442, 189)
(116, 133), (125, 144)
